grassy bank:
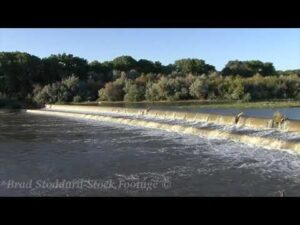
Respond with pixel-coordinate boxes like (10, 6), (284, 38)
(59, 100), (300, 109)
(180, 101), (300, 109)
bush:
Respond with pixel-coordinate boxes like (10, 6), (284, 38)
(189, 77), (208, 100)
(98, 82), (124, 101)
(98, 88), (108, 101)
(33, 75), (81, 105)
(145, 82), (161, 101)
(123, 80), (145, 102)
(73, 95), (83, 103)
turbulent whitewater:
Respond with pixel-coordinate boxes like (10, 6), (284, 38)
(26, 104), (300, 154)
(3, 107), (300, 196)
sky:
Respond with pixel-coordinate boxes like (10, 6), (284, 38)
(0, 28), (299, 71)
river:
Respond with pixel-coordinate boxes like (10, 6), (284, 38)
(1, 110), (300, 196)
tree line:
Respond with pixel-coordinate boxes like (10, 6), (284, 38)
(0, 51), (299, 107)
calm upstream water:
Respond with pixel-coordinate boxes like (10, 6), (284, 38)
(2, 110), (300, 196)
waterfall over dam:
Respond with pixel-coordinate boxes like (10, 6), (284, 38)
(25, 104), (300, 154)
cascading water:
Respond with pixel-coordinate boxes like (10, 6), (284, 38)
(43, 104), (300, 132)
(25, 104), (300, 154)
(4, 111), (300, 196)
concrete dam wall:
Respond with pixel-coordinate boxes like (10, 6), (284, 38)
(24, 104), (300, 154)
(43, 104), (300, 132)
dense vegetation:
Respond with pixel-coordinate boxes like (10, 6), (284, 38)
(0, 51), (299, 108)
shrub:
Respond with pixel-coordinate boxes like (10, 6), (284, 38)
(123, 80), (145, 102)
(73, 95), (83, 103)
(33, 75), (81, 104)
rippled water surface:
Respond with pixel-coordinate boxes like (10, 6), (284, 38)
(1, 112), (300, 196)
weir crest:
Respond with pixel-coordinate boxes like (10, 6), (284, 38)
(24, 104), (300, 154)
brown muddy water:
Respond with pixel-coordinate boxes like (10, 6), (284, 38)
(1, 110), (300, 196)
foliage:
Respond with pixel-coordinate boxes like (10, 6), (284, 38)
(123, 80), (145, 102)
(222, 60), (277, 77)
(0, 52), (43, 98)
(98, 75), (126, 101)
(33, 75), (80, 105)
(189, 77), (209, 100)
(175, 58), (216, 75)
(112, 56), (137, 72)
(0, 51), (300, 106)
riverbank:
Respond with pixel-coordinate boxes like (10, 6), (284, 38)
(62, 100), (300, 109)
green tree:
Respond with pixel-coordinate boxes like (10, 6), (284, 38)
(175, 58), (215, 75)
(189, 77), (209, 100)
(88, 60), (113, 83)
(33, 75), (80, 105)
(112, 56), (137, 71)
(0, 52), (43, 99)
(222, 60), (277, 77)
(98, 82), (123, 101)
(42, 53), (88, 81)
(98, 75), (126, 101)
(145, 82), (161, 101)
(123, 80), (145, 102)
(137, 59), (156, 73)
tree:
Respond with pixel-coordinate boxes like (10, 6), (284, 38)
(145, 76), (190, 101)
(189, 77), (209, 100)
(112, 56), (137, 71)
(137, 59), (156, 73)
(2, 51), (300, 105)
(98, 88), (108, 101)
(0, 52), (43, 98)
(88, 61), (113, 83)
(279, 69), (300, 76)
(33, 75), (81, 105)
(123, 80), (145, 102)
(98, 75), (126, 101)
(145, 82), (161, 101)
(98, 82), (123, 101)
(42, 53), (88, 81)
(228, 77), (246, 100)
(174, 58), (215, 75)
(222, 60), (277, 77)
(153, 61), (164, 73)
(127, 69), (140, 80)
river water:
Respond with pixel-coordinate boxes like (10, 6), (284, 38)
(1, 111), (300, 196)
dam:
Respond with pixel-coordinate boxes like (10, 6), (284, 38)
(2, 105), (300, 196)
(25, 104), (300, 154)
